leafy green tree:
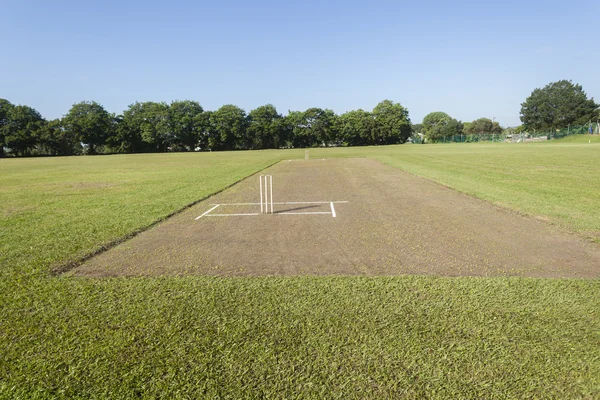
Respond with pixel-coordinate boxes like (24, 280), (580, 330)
(422, 112), (463, 141)
(411, 123), (423, 134)
(105, 114), (140, 153)
(338, 109), (375, 146)
(119, 104), (150, 153)
(3, 105), (45, 156)
(139, 102), (170, 151)
(492, 121), (502, 134)
(514, 125), (526, 134)
(279, 110), (296, 148)
(423, 111), (450, 140)
(0, 98), (14, 157)
(39, 118), (81, 155)
(169, 100), (204, 151)
(464, 118), (501, 135)
(305, 108), (337, 147)
(196, 111), (212, 150)
(286, 111), (310, 148)
(247, 104), (283, 149)
(286, 108), (337, 148)
(520, 80), (599, 130)
(63, 101), (113, 154)
(372, 100), (412, 144)
(120, 102), (171, 152)
(208, 105), (248, 150)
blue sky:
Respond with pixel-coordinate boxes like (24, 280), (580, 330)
(2, 0), (599, 126)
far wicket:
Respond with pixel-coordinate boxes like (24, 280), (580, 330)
(259, 175), (273, 214)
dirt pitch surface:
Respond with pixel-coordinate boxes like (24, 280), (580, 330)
(72, 158), (600, 278)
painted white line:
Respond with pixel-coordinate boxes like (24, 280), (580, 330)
(211, 202), (259, 206)
(195, 204), (220, 220)
(259, 176), (263, 213)
(270, 175), (273, 214)
(210, 201), (349, 206)
(199, 211), (338, 217)
(330, 202), (336, 218)
(280, 201), (349, 205)
(277, 212), (333, 215)
(206, 213), (260, 217)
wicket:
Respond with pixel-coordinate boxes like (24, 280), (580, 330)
(259, 175), (273, 214)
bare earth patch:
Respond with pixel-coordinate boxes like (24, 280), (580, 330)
(72, 158), (600, 278)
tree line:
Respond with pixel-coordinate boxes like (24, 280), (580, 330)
(413, 113), (504, 142)
(2, 80), (597, 156)
(414, 80), (599, 142)
(0, 99), (412, 156)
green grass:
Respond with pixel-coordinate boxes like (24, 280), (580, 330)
(2, 276), (598, 398)
(553, 133), (600, 143)
(0, 151), (298, 277)
(1, 145), (600, 398)
(310, 141), (600, 239)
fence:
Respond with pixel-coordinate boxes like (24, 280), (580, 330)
(411, 122), (600, 144)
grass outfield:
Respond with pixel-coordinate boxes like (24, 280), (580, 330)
(0, 151), (296, 277)
(554, 133), (600, 144)
(1, 144), (600, 398)
(311, 140), (600, 240)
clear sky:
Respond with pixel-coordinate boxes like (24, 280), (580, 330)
(2, 0), (599, 126)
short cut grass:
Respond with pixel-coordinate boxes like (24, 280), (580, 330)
(1, 141), (599, 398)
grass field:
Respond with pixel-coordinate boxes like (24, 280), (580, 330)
(1, 142), (600, 398)
(554, 133), (600, 144)
(309, 140), (600, 240)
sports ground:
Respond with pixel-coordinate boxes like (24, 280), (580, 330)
(2, 141), (600, 398)
(73, 157), (600, 278)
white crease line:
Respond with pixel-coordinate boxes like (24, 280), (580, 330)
(330, 202), (336, 218)
(211, 202), (258, 205)
(211, 201), (349, 206)
(281, 201), (348, 205)
(277, 212), (332, 215)
(195, 204), (220, 220)
(206, 213), (260, 217)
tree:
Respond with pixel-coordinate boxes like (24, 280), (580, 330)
(169, 100), (204, 151)
(0, 98), (14, 157)
(422, 112), (463, 141)
(3, 105), (45, 156)
(138, 102), (171, 151)
(63, 101), (113, 154)
(464, 118), (501, 135)
(286, 110), (310, 148)
(196, 111), (212, 150)
(120, 102), (171, 152)
(304, 108), (337, 147)
(287, 108), (337, 148)
(411, 123), (423, 134)
(514, 125), (526, 134)
(119, 103), (150, 153)
(520, 80), (599, 130)
(338, 109), (375, 146)
(208, 105), (248, 150)
(105, 114), (137, 153)
(39, 118), (81, 155)
(247, 104), (283, 149)
(372, 100), (412, 144)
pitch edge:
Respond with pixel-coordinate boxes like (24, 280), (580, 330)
(51, 159), (284, 276)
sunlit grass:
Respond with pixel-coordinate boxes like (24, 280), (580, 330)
(1, 144), (599, 398)
(0, 151), (300, 276)
(311, 141), (600, 238)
